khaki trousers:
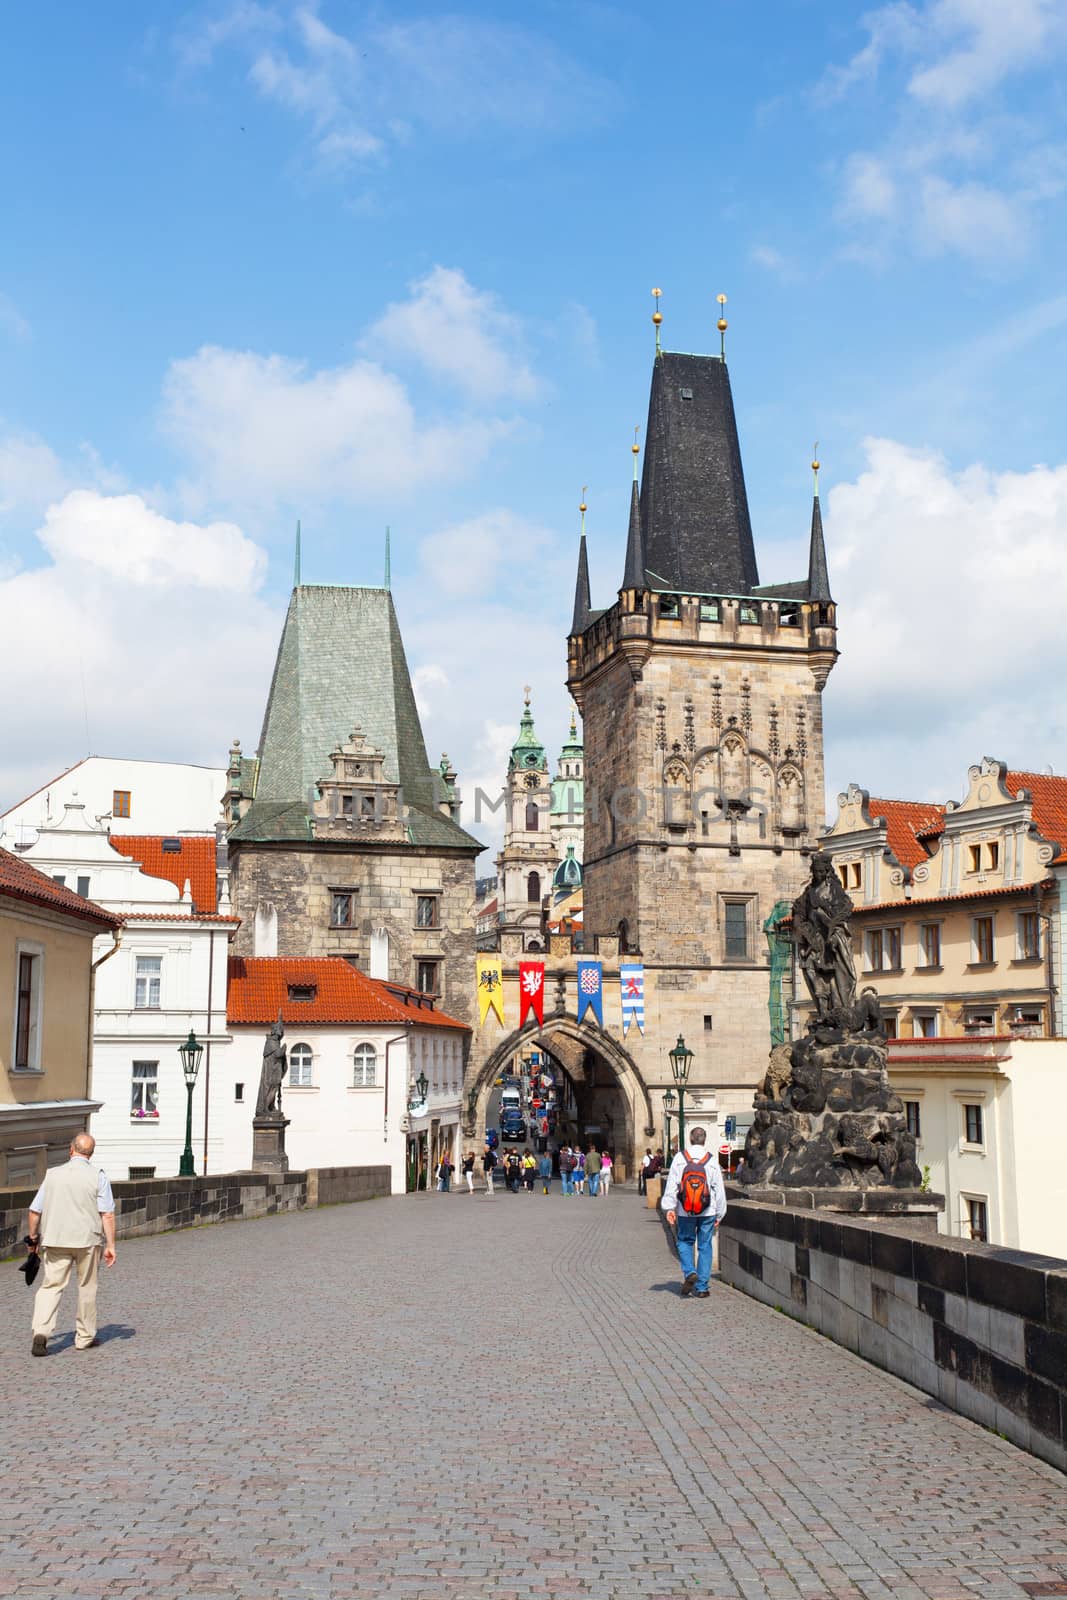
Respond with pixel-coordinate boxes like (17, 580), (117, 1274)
(32, 1246), (101, 1347)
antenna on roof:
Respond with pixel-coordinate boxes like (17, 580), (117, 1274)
(651, 287), (663, 354)
(294, 520), (301, 587)
(384, 526), (391, 590)
(716, 292), (728, 362)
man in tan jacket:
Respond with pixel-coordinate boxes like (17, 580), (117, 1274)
(27, 1132), (117, 1356)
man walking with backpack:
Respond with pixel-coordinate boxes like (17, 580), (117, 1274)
(661, 1126), (727, 1298)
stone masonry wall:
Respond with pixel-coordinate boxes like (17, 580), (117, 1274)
(721, 1197), (1067, 1474)
(0, 1164), (391, 1258)
(230, 842), (478, 1031)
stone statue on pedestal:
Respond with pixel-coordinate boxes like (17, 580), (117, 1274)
(255, 1016), (287, 1119)
(740, 856), (923, 1195)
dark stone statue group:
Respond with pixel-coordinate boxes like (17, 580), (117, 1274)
(741, 854), (922, 1191)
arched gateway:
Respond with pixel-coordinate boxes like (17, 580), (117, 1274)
(463, 1015), (654, 1180)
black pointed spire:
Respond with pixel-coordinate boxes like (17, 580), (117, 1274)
(807, 459), (831, 603)
(571, 491), (591, 634)
(622, 478), (643, 590)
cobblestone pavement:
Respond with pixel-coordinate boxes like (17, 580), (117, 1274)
(2, 1189), (1066, 1600)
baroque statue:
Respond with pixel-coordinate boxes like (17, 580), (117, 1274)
(792, 852), (858, 1029)
(255, 1015), (288, 1119)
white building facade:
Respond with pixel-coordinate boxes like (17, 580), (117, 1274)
(223, 957), (469, 1194)
(7, 803), (236, 1180)
(1, 756), (226, 848)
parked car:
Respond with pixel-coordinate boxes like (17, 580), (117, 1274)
(500, 1112), (527, 1142)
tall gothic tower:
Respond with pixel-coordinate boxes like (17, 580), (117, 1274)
(567, 340), (838, 1107)
(495, 692), (559, 947)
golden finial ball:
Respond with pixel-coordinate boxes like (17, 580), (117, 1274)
(579, 501), (587, 514)
(717, 318), (728, 332)
(652, 311), (663, 325)
(631, 443), (640, 455)
(811, 459), (820, 473)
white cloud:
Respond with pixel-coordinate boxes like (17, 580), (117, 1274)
(367, 267), (539, 402)
(0, 433), (70, 520)
(821, 0), (1067, 264)
(750, 245), (801, 281)
(418, 510), (553, 600)
(0, 492), (280, 811)
(822, 437), (1067, 805)
(180, 3), (618, 173)
(161, 342), (510, 511)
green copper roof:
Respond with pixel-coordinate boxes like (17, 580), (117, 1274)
(508, 695), (546, 773)
(550, 773), (583, 817)
(232, 584), (482, 851)
(552, 845), (583, 894)
(559, 710), (583, 760)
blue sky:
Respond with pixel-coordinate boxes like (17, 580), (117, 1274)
(5, 0), (1067, 854)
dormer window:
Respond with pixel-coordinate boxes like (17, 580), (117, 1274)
(161, 838), (182, 853)
(659, 595), (679, 619)
(739, 604), (760, 624)
(288, 984), (317, 1002)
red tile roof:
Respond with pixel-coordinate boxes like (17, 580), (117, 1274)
(850, 878), (1054, 915)
(227, 957), (470, 1030)
(0, 845), (121, 931)
(1006, 771), (1067, 863)
(110, 835), (218, 913)
(121, 912), (240, 924)
(866, 798), (946, 871)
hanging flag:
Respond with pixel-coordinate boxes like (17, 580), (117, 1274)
(620, 962), (645, 1035)
(577, 959), (603, 1027)
(518, 960), (545, 1027)
(476, 954), (505, 1025)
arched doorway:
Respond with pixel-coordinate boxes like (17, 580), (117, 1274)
(465, 1016), (654, 1181)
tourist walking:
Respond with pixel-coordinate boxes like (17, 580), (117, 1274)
(586, 1148), (601, 1197)
(573, 1149), (586, 1195)
(27, 1133), (116, 1356)
(600, 1151), (613, 1196)
(559, 1146), (574, 1196)
(436, 1154), (454, 1192)
(522, 1152), (537, 1192)
(661, 1126), (727, 1298)
(482, 1145), (497, 1196)
(507, 1152), (522, 1193)
(639, 1148), (652, 1195)
(538, 1151), (552, 1193)
(462, 1152), (476, 1193)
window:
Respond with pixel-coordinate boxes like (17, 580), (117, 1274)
(739, 603), (759, 624)
(659, 594), (679, 619)
(76, 875), (90, 898)
(287, 984), (317, 1003)
(416, 895), (440, 928)
(352, 1043), (377, 1087)
(234, 1083), (244, 1103)
(699, 600), (720, 622)
(905, 1100), (921, 1138)
(331, 891), (356, 928)
(964, 1103), (984, 1145)
(913, 1011), (938, 1038)
(986, 842), (999, 871)
(779, 604), (799, 627)
(919, 923), (941, 968)
(965, 1196), (989, 1243)
(113, 790), (131, 818)
(837, 864), (849, 889)
(134, 956), (161, 1010)
(14, 950), (41, 1070)
(416, 959), (441, 995)
(341, 794), (354, 816)
(703, 1014), (713, 1032)
(361, 794), (376, 819)
(527, 871), (541, 903)
(1011, 1005), (1044, 1033)
(972, 916), (994, 964)
(525, 801), (540, 832)
(963, 1008), (996, 1034)
(723, 901), (749, 961)
(131, 1061), (159, 1118)
(865, 927), (901, 972)
(1017, 912), (1041, 960)
(52, 874), (66, 887)
(288, 1043), (313, 1087)
(128, 1166), (155, 1181)
(967, 843), (981, 873)
(883, 1013), (898, 1039)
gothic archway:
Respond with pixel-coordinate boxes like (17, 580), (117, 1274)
(464, 1015), (654, 1178)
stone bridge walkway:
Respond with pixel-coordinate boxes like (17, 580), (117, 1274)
(2, 1191), (1065, 1600)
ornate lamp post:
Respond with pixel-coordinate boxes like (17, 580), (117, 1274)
(663, 1088), (677, 1159)
(668, 1034), (694, 1152)
(177, 1030), (204, 1177)
(408, 1070), (429, 1113)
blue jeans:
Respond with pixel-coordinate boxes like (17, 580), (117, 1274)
(675, 1213), (716, 1292)
(587, 1172), (601, 1196)
(561, 1173), (573, 1195)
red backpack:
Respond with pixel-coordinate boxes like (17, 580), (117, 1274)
(678, 1151), (712, 1215)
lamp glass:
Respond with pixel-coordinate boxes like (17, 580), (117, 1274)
(415, 1070), (429, 1102)
(668, 1033), (694, 1086)
(178, 1030), (204, 1088)
(663, 1089), (677, 1114)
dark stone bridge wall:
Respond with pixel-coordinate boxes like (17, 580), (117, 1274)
(0, 1164), (391, 1258)
(721, 1199), (1067, 1475)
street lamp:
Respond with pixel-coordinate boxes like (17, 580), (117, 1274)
(408, 1070), (429, 1112)
(663, 1087), (677, 1160)
(177, 1030), (204, 1177)
(668, 1034), (694, 1152)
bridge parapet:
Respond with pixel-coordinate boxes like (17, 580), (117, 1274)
(721, 1198), (1067, 1474)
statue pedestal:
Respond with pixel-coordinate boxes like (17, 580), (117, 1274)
(727, 1181), (944, 1232)
(252, 1115), (290, 1174)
